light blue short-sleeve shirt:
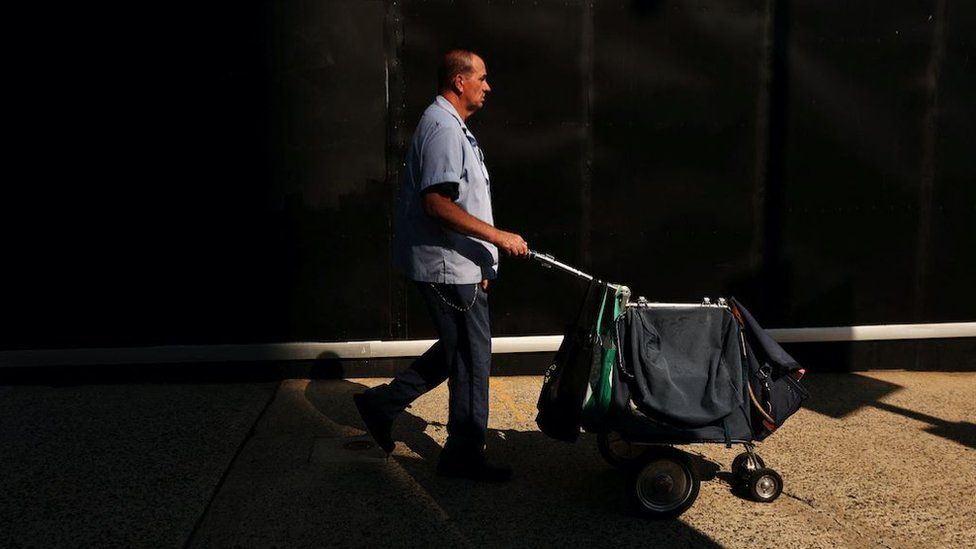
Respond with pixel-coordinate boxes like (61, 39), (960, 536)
(393, 96), (498, 284)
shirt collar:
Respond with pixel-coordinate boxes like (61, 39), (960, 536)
(434, 95), (468, 132)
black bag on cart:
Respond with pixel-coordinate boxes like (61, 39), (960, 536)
(730, 297), (809, 440)
(536, 281), (615, 442)
(614, 305), (744, 428)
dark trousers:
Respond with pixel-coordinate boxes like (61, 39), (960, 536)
(366, 282), (492, 456)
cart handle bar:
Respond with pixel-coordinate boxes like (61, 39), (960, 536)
(528, 250), (630, 296)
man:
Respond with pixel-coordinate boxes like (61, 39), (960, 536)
(354, 49), (529, 482)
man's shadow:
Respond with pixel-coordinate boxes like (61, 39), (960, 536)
(303, 377), (725, 546)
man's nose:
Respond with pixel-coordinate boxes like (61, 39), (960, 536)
(485, 82), (491, 93)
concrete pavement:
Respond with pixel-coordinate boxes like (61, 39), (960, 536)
(0, 382), (277, 548)
(2, 371), (974, 547)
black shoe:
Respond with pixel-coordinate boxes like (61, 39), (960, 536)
(353, 393), (395, 455)
(437, 455), (513, 482)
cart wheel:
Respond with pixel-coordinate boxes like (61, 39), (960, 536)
(731, 452), (766, 479)
(747, 468), (783, 503)
(631, 447), (700, 519)
(597, 431), (648, 468)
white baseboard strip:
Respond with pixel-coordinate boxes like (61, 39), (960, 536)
(768, 322), (976, 343)
(0, 323), (973, 368)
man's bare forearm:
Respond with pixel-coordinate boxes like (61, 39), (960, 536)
(424, 192), (499, 242)
(424, 191), (530, 257)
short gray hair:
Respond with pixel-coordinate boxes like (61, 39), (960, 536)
(438, 49), (478, 91)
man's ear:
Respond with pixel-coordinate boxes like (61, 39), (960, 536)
(453, 73), (465, 94)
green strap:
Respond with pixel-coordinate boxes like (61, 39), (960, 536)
(593, 288), (609, 338)
(582, 288), (611, 416)
(583, 287), (623, 423)
(596, 288), (621, 414)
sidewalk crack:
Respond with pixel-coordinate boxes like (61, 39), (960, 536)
(785, 491), (896, 549)
(181, 382), (281, 549)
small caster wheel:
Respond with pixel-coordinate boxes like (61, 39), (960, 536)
(731, 452), (766, 480)
(598, 431), (648, 468)
(748, 468), (783, 503)
(631, 447), (700, 519)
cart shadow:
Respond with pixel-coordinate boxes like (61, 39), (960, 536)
(713, 471), (757, 500)
(801, 374), (976, 450)
(305, 378), (724, 547)
(688, 454), (757, 502)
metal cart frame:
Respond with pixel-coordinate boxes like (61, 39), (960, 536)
(530, 250), (784, 518)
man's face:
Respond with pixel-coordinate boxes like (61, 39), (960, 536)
(459, 55), (491, 112)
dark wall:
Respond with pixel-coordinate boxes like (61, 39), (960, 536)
(4, 1), (973, 368)
(776, 1), (976, 328)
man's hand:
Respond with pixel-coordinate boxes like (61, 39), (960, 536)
(492, 229), (529, 257)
